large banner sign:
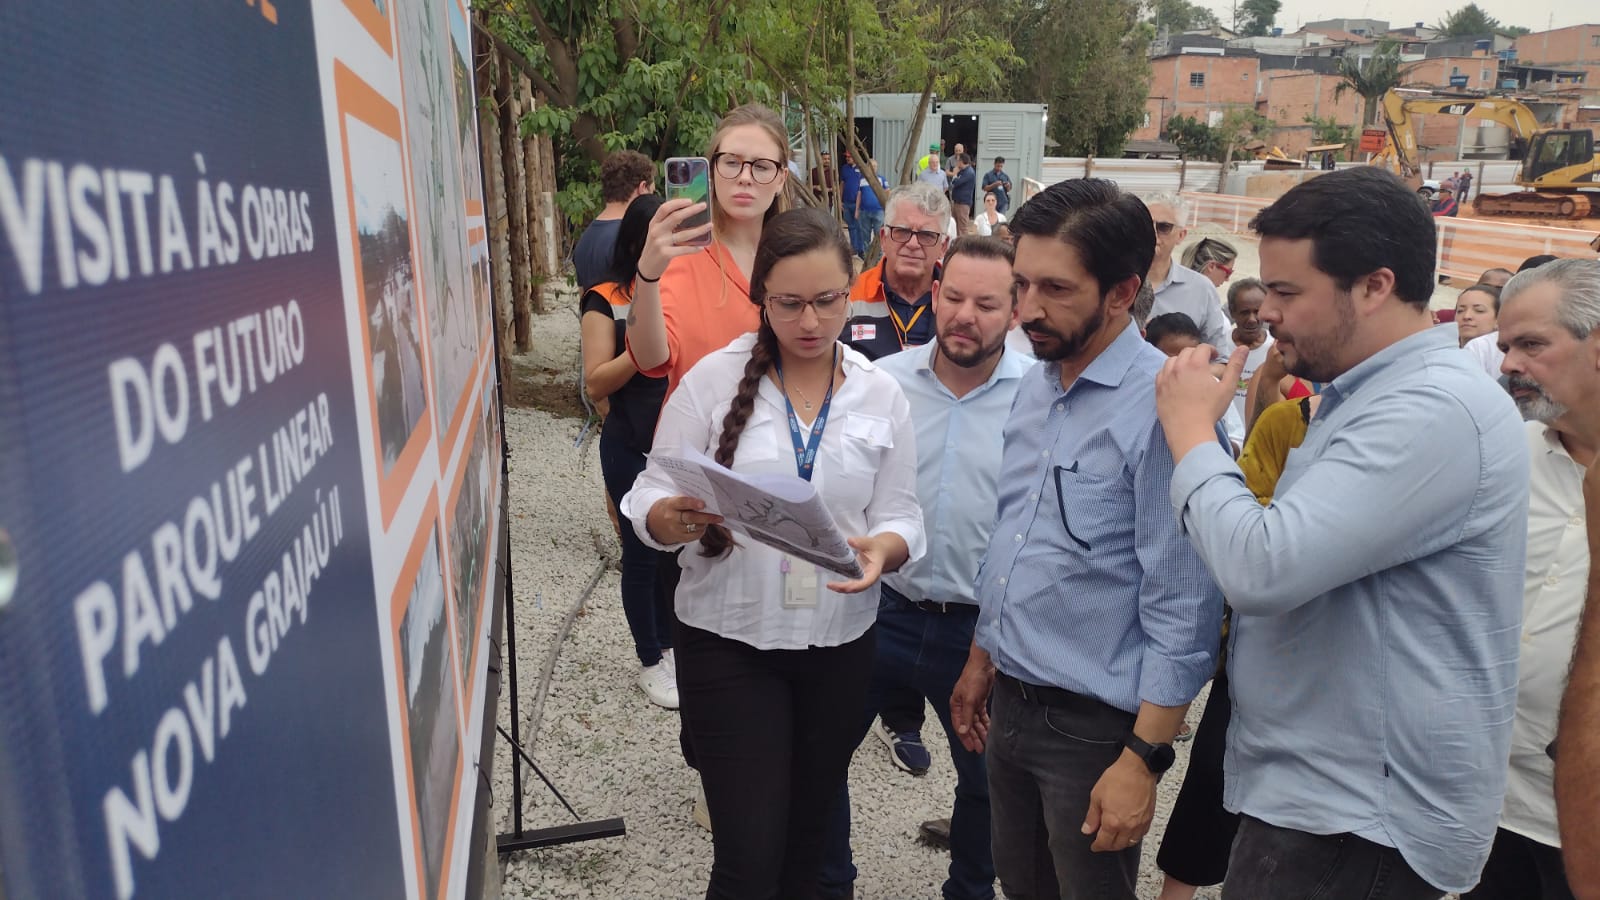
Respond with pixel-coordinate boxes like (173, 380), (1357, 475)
(0, 2), (502, 898)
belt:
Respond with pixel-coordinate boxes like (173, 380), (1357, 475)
(883, 584), (977, 615)
(996, 672), (1120, 719)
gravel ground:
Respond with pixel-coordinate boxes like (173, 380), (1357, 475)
(488, 285), (1226, 899)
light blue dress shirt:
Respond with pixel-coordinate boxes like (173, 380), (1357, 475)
(1151, 262), (1230, 348)
(875, 343), (1033, 605)
(974, 322), (1224, 714)
(1169, 325), (1529, 893)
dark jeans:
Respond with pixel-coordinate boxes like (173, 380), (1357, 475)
(820, 588), (995, 900)
(879, 685), (927, 734)
(987, 674), (1139, 900)
(599, 429), (674, 666)
(843, 204), (863, 255)
(1223, 815), (1445, 900)
(1463, 828), (1575, 900)
(675, 620), (875, 900)
(1157, 669), (1237, 886)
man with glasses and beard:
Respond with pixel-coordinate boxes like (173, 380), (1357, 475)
(820, 236), (1030, 900)
(948, 179), (1224, 899)
(1494, 260), (1600, 898)
(1143, 191), (1229, 348)
(1154, 167), (1529, 899)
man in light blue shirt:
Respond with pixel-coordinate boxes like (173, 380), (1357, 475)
(952, 179), (1224, 900)
(1155, 167), (1529, 898)
(821, 236), (1031, 900)
(1143, 191), (1230, 347)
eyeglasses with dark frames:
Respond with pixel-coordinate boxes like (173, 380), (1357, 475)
(885, 226), (944, 247)
(712, 153), (782, 184)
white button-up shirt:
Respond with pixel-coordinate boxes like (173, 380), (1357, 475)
(622, 333), (925, 650)
(1502, 421), (1591, 847)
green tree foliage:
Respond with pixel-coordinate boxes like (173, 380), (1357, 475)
(483, 0), (773, 222)
(1335, 40), (1408, 127)
(1237, 0), (1280, 37)
(1304, 114), (1355, 156)
(1166, 114), (1221, 159)
(1436, 3), (1501, 37)
(1009, 0), (1152, 157)
(1144, 0), (1219, 32)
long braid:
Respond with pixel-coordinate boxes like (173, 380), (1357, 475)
(698, 321), (778, 558)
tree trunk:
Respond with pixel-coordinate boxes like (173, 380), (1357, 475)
(901, 75), (937, 185)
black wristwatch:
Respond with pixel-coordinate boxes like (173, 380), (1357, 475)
(1123, 733), (1176, 776)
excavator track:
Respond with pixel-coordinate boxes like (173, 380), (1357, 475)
(1474, 192), (1594, 220)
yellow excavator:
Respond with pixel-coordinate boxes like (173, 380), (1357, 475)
(1379, 89), (1600, 218)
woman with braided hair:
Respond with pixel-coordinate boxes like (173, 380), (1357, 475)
(622, 207), (924, 898)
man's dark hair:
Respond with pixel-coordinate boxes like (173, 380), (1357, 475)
(600, 150), (655, 204)
(943, 234), (1016, 270)
(959, 153), (972, 166)
(1144, 312), (1205, 347)
(1009, 178), (1155, 298)
(1248, 168), (1435, 309)
(1518, 254), (1558, 273)
(994, 157), (1005, 164)
(942, 235), (1017, 303)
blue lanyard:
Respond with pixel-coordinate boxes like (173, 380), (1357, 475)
(774, 346), (837, 482)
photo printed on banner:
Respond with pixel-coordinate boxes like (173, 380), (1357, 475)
(397, 0), (480, 445)
(448, 411), (492, 675)
(398, 526), (460, 900)
(349, 117), (429, 472)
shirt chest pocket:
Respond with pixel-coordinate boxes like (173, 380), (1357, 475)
(833, 412), (894, 488)
(1051, 466), (1128, 553)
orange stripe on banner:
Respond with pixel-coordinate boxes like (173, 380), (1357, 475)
(467, 226), (486, 246)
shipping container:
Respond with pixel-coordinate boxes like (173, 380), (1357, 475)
(935, 101), (1048, 186)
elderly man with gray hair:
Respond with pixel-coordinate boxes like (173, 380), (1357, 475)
(844, 182), (953, 360)
(1494, 259), (1600, 899)
(1142, 191), (1230, 348)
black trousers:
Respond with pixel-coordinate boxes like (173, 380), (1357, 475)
(675, 619), (876, 900)
(1463, 828), (1575, 900)
(1223, 816), (1443, 900)
(1156, 669), (1238, 886)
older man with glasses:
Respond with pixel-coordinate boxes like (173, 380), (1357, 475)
(1142, 191), (1229, 348)
(844, 182), (953, 361)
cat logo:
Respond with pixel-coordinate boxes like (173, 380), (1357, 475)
(1442, 103), (1476, 116)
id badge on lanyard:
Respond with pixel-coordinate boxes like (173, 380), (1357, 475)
(775, 347), (837, 608)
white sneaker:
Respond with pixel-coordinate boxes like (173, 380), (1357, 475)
(692, 781), (713, 832)
(638, 662), (679, 709)
(662, 648), (676, 675)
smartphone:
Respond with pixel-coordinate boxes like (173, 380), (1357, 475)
(664, 156), (712, 247)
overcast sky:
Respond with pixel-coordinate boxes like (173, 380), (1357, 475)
(1201, 0), (1593, 34)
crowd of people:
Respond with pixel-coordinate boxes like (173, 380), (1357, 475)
(570, 103), (1600, 900)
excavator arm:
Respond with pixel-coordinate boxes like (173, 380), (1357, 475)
(1380, 89), (1543, 177)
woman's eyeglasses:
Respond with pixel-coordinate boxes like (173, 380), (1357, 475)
(1212, 263), (1234, 279)
(713, 153), (782, 184)
(765, 289), (850, 321)
(1153, 221), (1178, 235)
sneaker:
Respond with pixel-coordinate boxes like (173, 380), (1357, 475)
(661, 648), (676, 675)
(692, 781), (713, 832)
(872, 720), (931, 775)
(638, 662), (679, 709)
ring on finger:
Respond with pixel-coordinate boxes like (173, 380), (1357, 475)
(685, 522), (698, 533)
